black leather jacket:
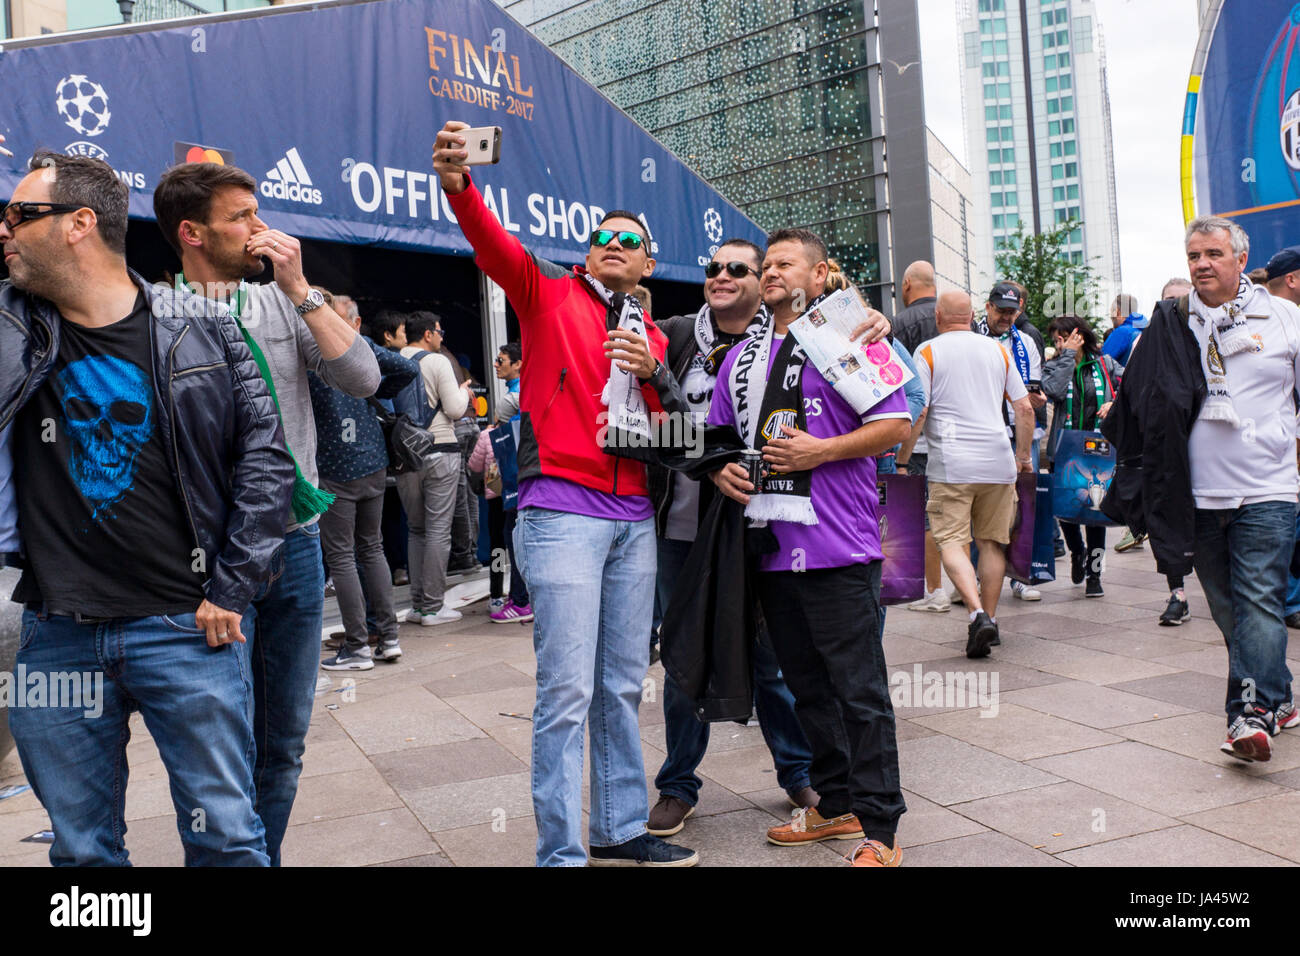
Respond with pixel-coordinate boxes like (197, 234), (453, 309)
(0, 271), (295, 613)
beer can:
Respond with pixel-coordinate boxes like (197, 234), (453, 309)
(740, 449), (767, 493)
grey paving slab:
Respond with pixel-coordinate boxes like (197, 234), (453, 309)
(1057, 824), (1292, 867)
(1114, 713), (1300, 772)
(1028, 741), (1289, 816)
(0, 807), (53, 860)
(992, 610), (1115, 640)
(1108, 670), (1226, 715)
(1066, 630), (1208, 661)
(423, 661), (536, 698)
(1004, 681), (1192, 728)
(949, 781), (1177, 853)
(288, 766), (404, 826)
(282, 807), (441, 867)
(370, 737), (526, 792)
(333, 686), (485, 755)
(670, 809), (846, 867)
(698, 744), (784, 794)
(896, 789), (988, 848)
(891, 655), (1070, 693)
(1264, 765), (1300, 788)
(298, 737), (374, 779)
(883, 633), (967, 664)
(1154, 645), (1230, 677)
(900, 830), (1069, 866)
(913, 703), (1123, 761)
(433, 816), (542, 867)
(897, 735), (1062, 806)
(373, 852), (454, 867)
(1182, 791), (1300, 863)
(403, 771), (534, 833)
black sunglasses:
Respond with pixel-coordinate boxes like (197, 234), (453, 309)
(705, 260), (756, 280)
(590, 228), (646, 252)
(1, 201), (84, 231)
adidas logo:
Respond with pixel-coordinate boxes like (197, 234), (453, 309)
(260, 147), (323, 204)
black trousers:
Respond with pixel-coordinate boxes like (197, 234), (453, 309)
(486, 497), (527, 605)
(1060, 521), (1105, 572)
(758, 561), (905, 842)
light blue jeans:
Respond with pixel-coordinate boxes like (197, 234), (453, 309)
(514, 507), (655, 867)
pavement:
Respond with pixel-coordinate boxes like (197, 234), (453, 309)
(4, 544), (1300, 867)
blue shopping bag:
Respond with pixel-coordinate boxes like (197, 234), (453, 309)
(1050, 430), (1120, 526)
(1031, 472), (1056, 583)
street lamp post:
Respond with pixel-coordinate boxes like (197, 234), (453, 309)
(117, 0), (135, 22)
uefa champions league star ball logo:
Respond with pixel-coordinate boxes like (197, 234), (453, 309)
(55, 75), (111, 138)
(703, 207), (723, 245)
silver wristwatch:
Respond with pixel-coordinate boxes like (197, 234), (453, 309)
(295, 288), (326, 316)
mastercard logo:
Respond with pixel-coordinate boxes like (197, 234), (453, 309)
(186, 146), (226, 165)
(474, 396), (489, 417)
(172, 140), (235, 167)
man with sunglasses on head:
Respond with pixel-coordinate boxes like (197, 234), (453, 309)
(433, 120), (695, 867)
(0, 151), (294, 865)
(645, 241), (816, 838)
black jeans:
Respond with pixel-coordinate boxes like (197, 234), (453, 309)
(486, 497), (528, 606)
(758, 561), (905, 842)
(1060, 522), (1105, 575)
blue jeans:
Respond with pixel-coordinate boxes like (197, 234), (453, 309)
(514, 508), (655, 867)
(9, 610), (266, 866)
(250, 523), (324, 865)
(1286, 508), (1300, 616)
(654, 537), (812, 804)
(1193, 502), (1296, 722)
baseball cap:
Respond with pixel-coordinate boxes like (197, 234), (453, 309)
(1265, 246), (1300, 281)
(988, 282), (1021, 309)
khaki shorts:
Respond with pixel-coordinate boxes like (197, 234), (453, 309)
(926, 481), (1017, 550)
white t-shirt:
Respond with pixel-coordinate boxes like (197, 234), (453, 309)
(1188, 296), (1300, 509)
(916, 330), (1028, 484)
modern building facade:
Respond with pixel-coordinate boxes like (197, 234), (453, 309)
(497, 0), (970, 310)
(959, 0), (1121, 299)
(928, 127), (976, 292)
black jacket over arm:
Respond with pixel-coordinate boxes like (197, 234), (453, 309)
(1099, 296), (1204, 577)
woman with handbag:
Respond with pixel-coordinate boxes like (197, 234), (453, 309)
(1043, 315), (1123, 597)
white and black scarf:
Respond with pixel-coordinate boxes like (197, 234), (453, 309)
(726, 308), (817, 525)
(584, 272), (654, 451)
(1189, 275), (1270, 427)
(682, 303), (769, 415)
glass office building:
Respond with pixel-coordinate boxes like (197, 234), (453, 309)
(497, 0), (915, 306)
(959, 0), (1121, 296)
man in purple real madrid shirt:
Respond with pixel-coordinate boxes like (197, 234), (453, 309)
(709, 228), (912, 868)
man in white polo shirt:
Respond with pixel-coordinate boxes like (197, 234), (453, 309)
(912, 290), (1034, 658)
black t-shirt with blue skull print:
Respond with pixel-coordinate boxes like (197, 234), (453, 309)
(13, 296), (206, 617)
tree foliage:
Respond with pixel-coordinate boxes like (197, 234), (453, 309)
(993, 219), (1102, 333)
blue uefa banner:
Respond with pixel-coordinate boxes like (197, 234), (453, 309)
(0, 0), (765, 281)
(1192, 0), (1300, 266)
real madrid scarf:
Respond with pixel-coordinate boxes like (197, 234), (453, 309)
(682, 303), (768, 415)
(1189, 275), (1270, 427)
(582, 272), (655, 454)
(176, 274), (334, 523)
(727, 310), (816, 526)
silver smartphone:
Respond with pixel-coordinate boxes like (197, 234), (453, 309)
(461, 126), (502, 165)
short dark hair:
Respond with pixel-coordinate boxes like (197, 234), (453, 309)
(718, 237), (763, 270)
(598, 209), (651, 244)
(153, 162), (258, 257)
(405, 310), (443, 344)
(766, 228), (828, 264)
(1047, 314), (1101, 356)
(499, 340), (522, 364)
(27, 149), (129, 254)
(366, 309), (406, 343)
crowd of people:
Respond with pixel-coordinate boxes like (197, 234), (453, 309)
(2, 120), (1299, 868)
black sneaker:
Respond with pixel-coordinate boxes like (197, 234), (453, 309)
(1085, 576), (1104, 598)
(1159, 594), (1190, 626)
(1070, 552), (1086, 584)
(966, 611), (997, 659)
(588, 833), (698, 867)
(988, 622), (1001, 647)
(1286, 612), (1300, 630)
(1053, 539), (1067, 558)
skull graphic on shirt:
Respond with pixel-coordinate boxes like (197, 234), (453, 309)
(58, 355), (153, 516)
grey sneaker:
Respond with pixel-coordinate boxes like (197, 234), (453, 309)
(321, 646), (374, 671)
(376, 639), (402, 662)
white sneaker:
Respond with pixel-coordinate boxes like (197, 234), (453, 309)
(418, 606), (463, 626)
(1011, 581), (1041, 601)
(906, 589), (951, 613)
(949, 590), (965, 606)
(488, 597), (507, 612)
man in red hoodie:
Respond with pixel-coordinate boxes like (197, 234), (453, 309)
(433, 121), (696, 867)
